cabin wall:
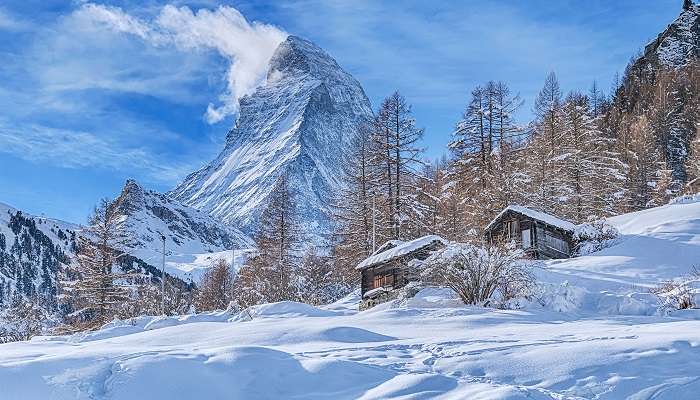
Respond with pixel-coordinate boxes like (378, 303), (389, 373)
(485, 211), (574, 260)
(534, 223), (574, 259)
(359, 242), (444, 310)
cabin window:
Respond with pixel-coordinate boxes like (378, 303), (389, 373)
(372, 272), (394, 289)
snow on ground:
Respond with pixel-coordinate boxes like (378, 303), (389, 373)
(3, 197), (700, 399)
(4, 294), (700, 399)
(540, 196), (700, 296)
(163, 248), (255, 283)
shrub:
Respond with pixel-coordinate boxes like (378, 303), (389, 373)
(650, 267), (700, 313)
(574, 218), (619, 256)
(421, 242), (533, 307)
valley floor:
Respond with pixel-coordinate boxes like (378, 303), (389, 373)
(3, 196), (700, 399)
(2, 293), (700, 399)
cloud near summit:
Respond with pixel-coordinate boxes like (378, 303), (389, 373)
(76, 3), (288, 123)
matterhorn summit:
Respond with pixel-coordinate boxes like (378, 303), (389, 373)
(171, 36), (374, 242)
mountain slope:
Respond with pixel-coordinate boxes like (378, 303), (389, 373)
(171, 36), (374, 242)
(642, 0), (699, 69)
(0, 203), (77, 310)
(608, 1), (700, 184)
(113, 180), (252, 270)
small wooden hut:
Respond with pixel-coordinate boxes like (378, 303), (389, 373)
(484, 205), (576, 260)
(356, 235), (447, 310)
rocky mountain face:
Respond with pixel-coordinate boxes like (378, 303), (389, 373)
(114, 179), (252, 266)
(610, 1), (700, 184)
(171, 35), (374, 243)
(0, 203), (76, 311)
(641, 0), (699, 69)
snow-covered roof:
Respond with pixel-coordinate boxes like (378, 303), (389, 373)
(356, 235), (448, 271)
(370, 240), (404, 256)
(485, 205), (576, 233)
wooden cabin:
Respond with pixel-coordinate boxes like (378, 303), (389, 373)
(484, 205), (576, 260)
(356, 235), (447, 310)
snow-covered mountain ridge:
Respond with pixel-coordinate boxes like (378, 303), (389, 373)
(171, 35), (374, 242)
(642, 0), (699, 68)
(113, 179), (252, 272)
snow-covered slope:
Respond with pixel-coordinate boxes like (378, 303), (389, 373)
(0, 202), (78, 310)
(642, 0), (699, 68)
(4, 196), (700, 398)
(113, 180), (252, 278)
(4, 292), (700, 399)
(171, 36), (373, 243)
(541, 194), (700, 298)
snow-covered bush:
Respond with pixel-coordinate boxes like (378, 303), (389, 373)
(650, 280), (694, 312)
(421, 242), (533, 307)
(296, 251), (353, 306)
(669, 193), (700, 205)
(573, 218), (619, 256)
(650, 268), (700, 313)
(0, 296), (57, 343)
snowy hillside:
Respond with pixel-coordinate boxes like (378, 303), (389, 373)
(540, 194), (700, 305)
(171, 35), (374, 242)
(0, 202), (78, 309)
(4, 197), (700, 398)
(113, 180), (252, 280)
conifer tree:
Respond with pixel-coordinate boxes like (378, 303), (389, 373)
(685, 130), (700, 192)
(333, 123), (383, 269)
(61, 199), (133, 329)
(378, 91), (425, 239)
(627, 115), (668, 209)
(195, 259), (234, 311)
(528, 72), (566, 214)
(248, 173), (301, 302)
(451, 81), (524, 229)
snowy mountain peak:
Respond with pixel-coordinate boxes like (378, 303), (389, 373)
(171, 36), (373, 243)
(268, 35), (343, 79)
(642, 0), (699, 67)
(114, 179), (146, 214)
(114, 179), (251, 266)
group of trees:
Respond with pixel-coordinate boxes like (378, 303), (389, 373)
(335, 62), (699, 259)
(58, 199), (194, 331)
(227, 173), (353, 309)
(52, 178), (356, 334)
(333, 91), (434, 271)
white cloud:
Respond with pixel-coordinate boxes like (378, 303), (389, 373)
(73, 3), (288, 123)
(0, 8), (30, 31)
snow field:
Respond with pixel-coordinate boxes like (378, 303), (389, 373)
(3, 196), (700, 398)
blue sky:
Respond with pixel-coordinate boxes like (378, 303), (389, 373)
(0, 0), (682, 223)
